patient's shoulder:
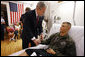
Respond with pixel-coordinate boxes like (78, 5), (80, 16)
(50, 32), (60, 37)
(67, 36), (75, 44)
(54, 32), (60, 36)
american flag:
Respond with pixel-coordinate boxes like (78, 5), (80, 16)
(9, 2), (23, 24)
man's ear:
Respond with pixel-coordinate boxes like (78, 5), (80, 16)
(38, 7), (42, 10)
(37, 6), (41, 10)
(68, 27), (71, 30)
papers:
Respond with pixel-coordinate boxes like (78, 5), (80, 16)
(31, 52), (37, 56)
(27, 44), (48, 49)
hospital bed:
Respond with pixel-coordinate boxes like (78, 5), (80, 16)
(9, 24), (84, 56)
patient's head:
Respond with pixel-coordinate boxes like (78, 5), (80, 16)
(60, 22), (71, 36)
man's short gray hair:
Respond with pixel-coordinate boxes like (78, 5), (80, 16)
(63, 22), (71, 28)
(37, 2), (46, 9)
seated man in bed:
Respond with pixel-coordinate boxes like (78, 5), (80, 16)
(19, 22), (76, 56)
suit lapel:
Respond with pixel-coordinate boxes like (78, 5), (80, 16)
(32, 10), (37, 27)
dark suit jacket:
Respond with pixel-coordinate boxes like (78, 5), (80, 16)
(20, 14), (25, 24)
(21, 10), (44, 41)
(20, 12), (29, 24)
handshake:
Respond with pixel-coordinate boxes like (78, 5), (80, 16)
(33, 34), (44, 45)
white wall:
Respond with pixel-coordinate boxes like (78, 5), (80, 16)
(21, 1), (39, 13)
(45, 1), (84, 33)
(50, 1), (74, 25)
(57, 1), (75, 25)
(49, 1), (59, 24)
(45, 1), (75, 32)
(74, 1), (84, 26)
(49, 1), (84, 26)
(44, 1), (51, 32)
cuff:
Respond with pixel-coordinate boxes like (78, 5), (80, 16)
(31, 37), (36, 40)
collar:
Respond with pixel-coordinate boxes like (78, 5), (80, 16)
(35, 9), (38, 18)
(58, 32), (69, 39)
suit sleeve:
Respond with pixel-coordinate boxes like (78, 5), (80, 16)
(23, 14), (34, 40)
(20, 14), (24, 22)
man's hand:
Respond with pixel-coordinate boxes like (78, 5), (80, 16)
(33, 39), (40, 45)
(40, 33), (44, 41)
(46, 48), (56, 55)
(1, 22), (5, 24)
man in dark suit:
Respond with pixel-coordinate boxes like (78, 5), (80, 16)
(20, 7), (31, 25)
(20, 7), (31, 39)
(21, 2), (46, 49)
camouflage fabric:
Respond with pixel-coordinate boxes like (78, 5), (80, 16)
(41, 32), (76, 56)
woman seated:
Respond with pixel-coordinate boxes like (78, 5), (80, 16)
(13, 22), (21, 41)
(6, 26), (15, 41)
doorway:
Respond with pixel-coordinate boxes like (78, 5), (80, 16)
(1, 4), (8, 26)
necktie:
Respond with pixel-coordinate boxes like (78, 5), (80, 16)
(37, 16), (39, 25)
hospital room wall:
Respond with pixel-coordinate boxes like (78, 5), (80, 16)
(49, 1), (84, 26)
(23, 1), (39, 13)
(45, 1), (75, 32)
(55, 1), (75, 25)
(74, 1), (84, 26)
(44, 1), (51, 33)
